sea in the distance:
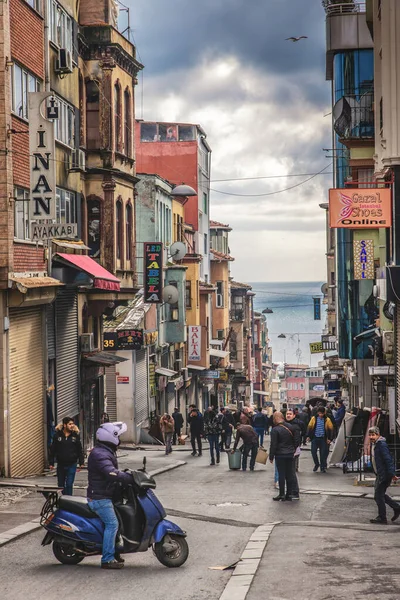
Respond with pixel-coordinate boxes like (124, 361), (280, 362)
(249, 281), (325, 367)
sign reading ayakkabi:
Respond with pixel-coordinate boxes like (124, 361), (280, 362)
(329, 188), (392, 229)
(144, 242), (163, 302)
(29, 92), (57, 225)
(31, 223), (77, 241)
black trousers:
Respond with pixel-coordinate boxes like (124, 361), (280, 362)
(191, 432), (202, 454)
(173, 428), (181, 444)
(242, 443), (258, 470)
(374, 477), (400, 520)
(275, 456), (295, 498)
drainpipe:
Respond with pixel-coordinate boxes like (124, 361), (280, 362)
(44, 0), (50, 91)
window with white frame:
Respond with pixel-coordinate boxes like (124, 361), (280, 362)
(25, 0), (41, 12)
(54, 97), (75, 147)
(48, 0), (73, 55)
(11, 64), (41, 119)
(216, 281), (224, 308)
(14, 187), (30, 240)
(56, 187), (76, 223)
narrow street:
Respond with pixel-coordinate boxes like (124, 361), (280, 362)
(1, 446), (400, 600)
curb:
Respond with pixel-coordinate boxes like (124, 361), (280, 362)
(0, 459), (187, 548)
(219, 522), (280, 600)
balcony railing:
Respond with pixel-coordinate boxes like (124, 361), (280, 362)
(333, 91), (374, 140)
(323, 1), (365, 15)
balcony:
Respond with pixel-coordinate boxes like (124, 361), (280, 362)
(323, 2), (365, 16)
(333, 91), (374, 141)
(230, 309), (244, 322)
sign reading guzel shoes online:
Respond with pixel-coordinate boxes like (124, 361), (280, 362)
(329, 188), (392, 229)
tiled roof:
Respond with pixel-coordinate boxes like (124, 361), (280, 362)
(230, 280), (252, 289)
(210, 249), (235, 261)
(209, 220), (231, 230)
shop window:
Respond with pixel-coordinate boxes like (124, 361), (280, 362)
(114, 82), (122, 152)
(124, 89), (131, 156)
(14, 187), (30, 240)
(86, 80), (99, 149)
(116, 200), (123, 260)
(125, 203), (133, 261)
(87, 199), (101, 258)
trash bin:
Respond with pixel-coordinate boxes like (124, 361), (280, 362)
(228, 449), (242, 470)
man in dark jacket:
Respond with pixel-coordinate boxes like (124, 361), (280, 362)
(188, 408), (204, 456)
(269, 411), (300, 500)
(172, 407), (184, 445)
(49, 416), (84, 496)
(334, 398), (346, 430)
(220, 407), (235, 450)
(285, 409), (303, 499)
(252, 407), (269, 446)
(87, 422), (134, 569)
(232, 424), (259, 471)
(369, 427), (400, 524)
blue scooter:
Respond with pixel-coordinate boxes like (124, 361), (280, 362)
(40, 459), (188, 568)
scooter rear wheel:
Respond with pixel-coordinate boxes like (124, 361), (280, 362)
(52, 541), (85, 565)
(154, 534), (189, 568)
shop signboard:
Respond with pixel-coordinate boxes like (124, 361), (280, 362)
(31, 222), (77, 241)
(188, 326), (201, 361)
(117, 376), (129, 384)
(329, 188), (392, 229)
(103, 329), (143, 351)
(144, 330), (158, 346)
(353, 239), (374, 280)
(149, 363), (156, 397)
(144, 242), (163, 302)
(202, 370), (219, 379)
(218, 370), (228, 381)
(309, 342), (323, 354)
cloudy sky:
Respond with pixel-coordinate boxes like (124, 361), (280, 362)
(128, 0), (332, 282)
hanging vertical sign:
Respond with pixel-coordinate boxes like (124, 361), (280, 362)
(29, 92), (57, 226)
(313, 297), (321, 320)
(144, 242), (163, 302)
(353, 239), (374, 280)
(188, 326), (201, 361)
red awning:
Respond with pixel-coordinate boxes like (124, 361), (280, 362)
(55, 253), (120, 291)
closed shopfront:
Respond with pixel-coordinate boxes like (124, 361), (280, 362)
(135, 349), (149, 426)
(396, 304), (400, 430)
(56, 289), (79, 420)
(9, 307), (44, 476)
(105, 365), (117, 421)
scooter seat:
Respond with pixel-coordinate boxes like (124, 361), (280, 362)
(58, 495), (97, 519)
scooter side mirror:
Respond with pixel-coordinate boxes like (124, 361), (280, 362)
(139, 457), (147, 473)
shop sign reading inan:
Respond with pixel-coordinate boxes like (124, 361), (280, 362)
(144, 243), (163, 303)
(329, 188), (392, 229)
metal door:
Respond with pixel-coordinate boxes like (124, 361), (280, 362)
(135, 349), (149, 426)
(105, 365), (117, 421)
(56, 289), (79, 420)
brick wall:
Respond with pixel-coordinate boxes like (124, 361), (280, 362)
(13, 243), (46, 273)
(11, 116), (29, 188)
(10, 0), (44, 79)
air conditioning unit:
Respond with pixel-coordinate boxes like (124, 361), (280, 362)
(382, 331), (394, 355)
(182, 367), (189, 381)
(56, 48), (73, 74)
(80, 333), (94, 353)
(71, 148), (86, 171)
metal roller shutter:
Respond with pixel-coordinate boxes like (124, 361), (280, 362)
(9, 308), (44, 476)
(46, 303), (56, 360)
(396, 304), (400, 432)
(105, 365), (117, 422)
(56, 289), (79, 420)
(135, 349), (149, 426)
(167, 390), (176, 416)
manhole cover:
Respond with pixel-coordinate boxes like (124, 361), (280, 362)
(212, 502), (249, 507)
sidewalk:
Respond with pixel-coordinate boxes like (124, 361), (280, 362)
(0, 446), (186, 544)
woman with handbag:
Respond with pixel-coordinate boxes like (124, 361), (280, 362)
(269, 411), (300, 501)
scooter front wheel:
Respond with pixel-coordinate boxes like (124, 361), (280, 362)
(52, 541), (85, 565)
(154, 534), (189, 568)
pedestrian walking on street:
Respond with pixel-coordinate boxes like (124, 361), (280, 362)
(306, 407), (334, 473)
(298, 406), (310, 445)
(220, 407), (235, 450)
(369, 427), (400, 524)
(160, 413), (174, 455)
(172, 407), (184, 444)
(49, 416), (84, 496)
(269, 411), (299, 501)
(285, 409), (303, 500)
(252, 406), (270, 447)
(334, 398), (346, 431)
(87, 422), (134, 569)
(204, 409), (222, 465)
(232, 424), (259, 471)
(188, 407), (204, 456)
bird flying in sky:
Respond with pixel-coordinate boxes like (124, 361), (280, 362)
(285, 36), (308, 42)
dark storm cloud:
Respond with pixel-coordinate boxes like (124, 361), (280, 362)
(131, 0), (326, 78)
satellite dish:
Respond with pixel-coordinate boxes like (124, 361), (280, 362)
(321, 283), (328, 295)
(162, 285), (179, 304)
(169, 241), (187, 261)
